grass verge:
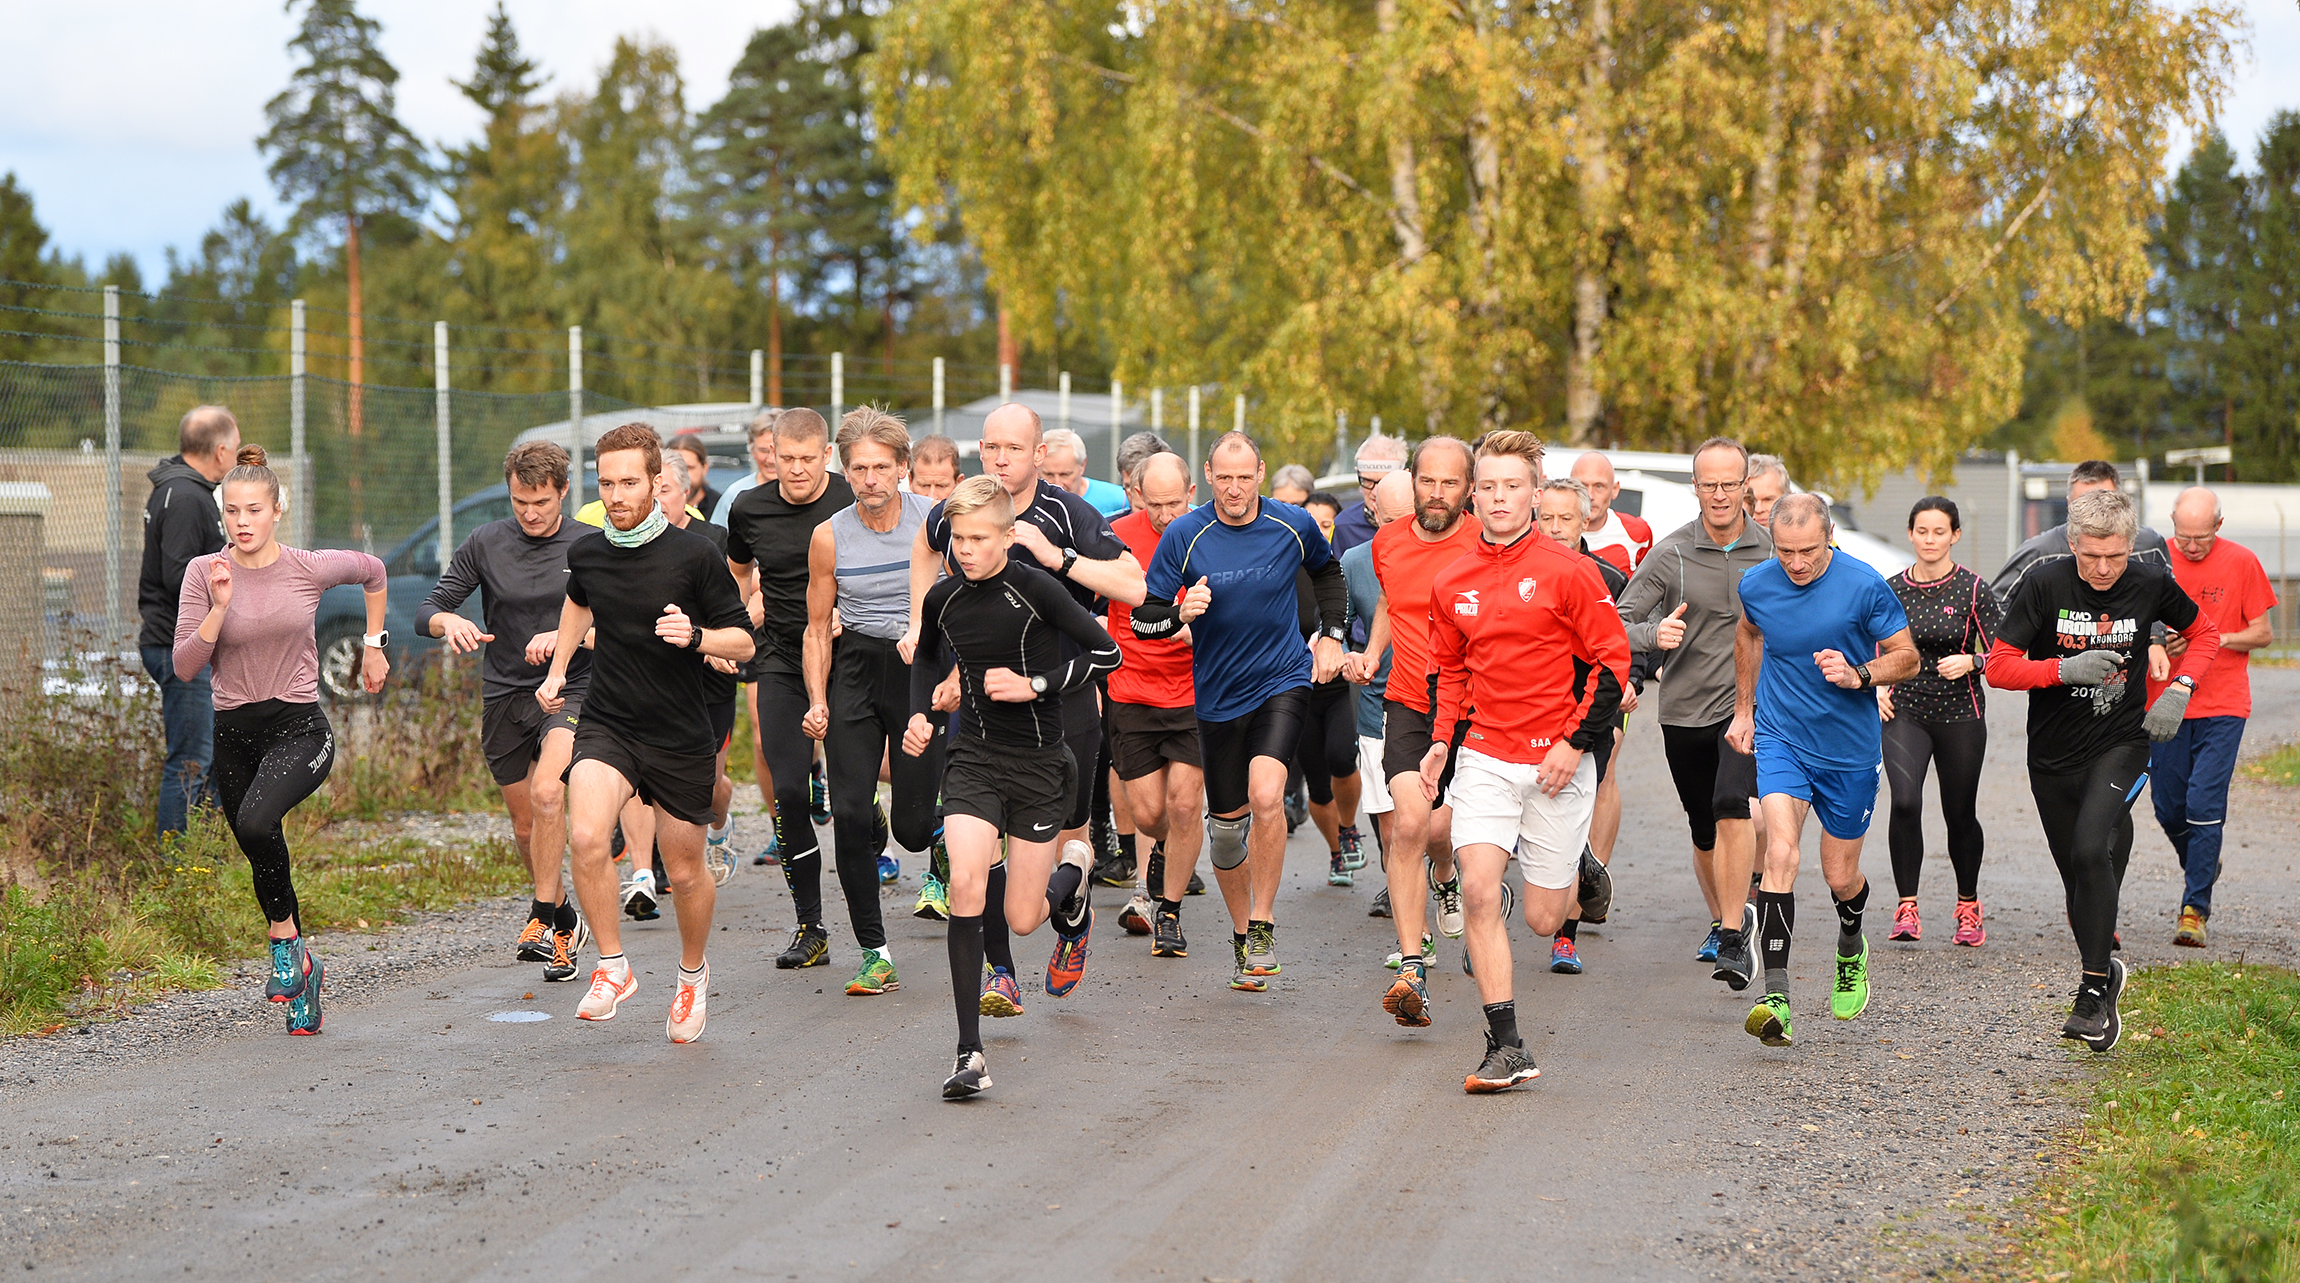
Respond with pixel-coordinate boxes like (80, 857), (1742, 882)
(1, 811), (524, 1039)
(2243, 741), (2300, 789)
(2013, 961), (2300, 1281)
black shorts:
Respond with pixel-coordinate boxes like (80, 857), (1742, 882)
(1659, 718), (1757, 851)
(1107, 700), (1201, 780)
(1199, 688), (1309, 816)
(941, 733), (1077, 841)
(1381, 698), (1469, 800)
(481, 690), (582, 787)
(1590, 725), (1615, 785)
(1061, 686), (1101, 831)
(568, 720), (719, 826)
(708, 698), (737, 748)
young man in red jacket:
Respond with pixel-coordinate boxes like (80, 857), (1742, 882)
(1417, 431), (1631, 1092)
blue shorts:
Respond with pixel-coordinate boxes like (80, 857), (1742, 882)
(1754, 735), (1881, 841)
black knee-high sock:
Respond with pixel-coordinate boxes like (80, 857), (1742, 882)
(948, 913), (984, 1054)
(1757, 889), (1795, 995)
(1483, 1000), (1520, 1046)
(983, 862), (1015, 975)
(1047, 861), (1086, 935)
(1833, 879), (1869, 953)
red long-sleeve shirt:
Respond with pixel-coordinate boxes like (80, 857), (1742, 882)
(1429, 529), (1631, 766)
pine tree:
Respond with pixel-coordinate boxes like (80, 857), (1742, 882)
(0, 172), (52, 363)
(441, 2), (565, 389)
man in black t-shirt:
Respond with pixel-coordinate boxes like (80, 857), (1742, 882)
(901, 403), (1144, 900)
(539, 424), (753, 1044)
(723, 409), (860, 971)
(418, 440), (592, 982)
(1987, 489), (2220, 1054)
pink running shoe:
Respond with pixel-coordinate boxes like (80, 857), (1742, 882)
(1889, 899), (1921, 942)
(1952, 899), (1986, 947)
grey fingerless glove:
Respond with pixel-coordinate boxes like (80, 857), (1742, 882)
(2143, 682), (2192, 741)
(2057, 649), (2121, 687)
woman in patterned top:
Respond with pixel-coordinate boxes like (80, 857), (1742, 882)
(1878, 497), (2000, 946)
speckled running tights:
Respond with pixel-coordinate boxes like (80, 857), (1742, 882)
(210, 699), (335, 927)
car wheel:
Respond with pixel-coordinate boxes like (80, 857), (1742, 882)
(317, 624), (366, 703)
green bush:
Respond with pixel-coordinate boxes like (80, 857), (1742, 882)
(0, 632), (162, 887)
(0, 884), (108, 1025)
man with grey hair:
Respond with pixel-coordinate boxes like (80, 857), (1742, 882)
(1270, 463), (1317, 506)
(1987, 487), (2220, 1051)
(1340, 471), (1417, 910)
(139, 404), (241, 842)
(1116, 430), (1175, 503)
(1332, 433), (1409, 555)
(711, 408), (780, 527)
(1040, 427), (1130, 517)
(1990, 460), (2172, 604)
(2146, 485), (2277, 948)
(1742, 454), (1790, 529)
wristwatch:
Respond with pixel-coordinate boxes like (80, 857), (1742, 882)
(361, 630), (389, 649)
(1057, 547), (1080, 578)
(1854, 660), (1873, 688)
(2173, 674), (2196, 691)
(1319, 626), (1348, 644)
(688, 626), (704, 652)
(1029, 674), (1049, 696)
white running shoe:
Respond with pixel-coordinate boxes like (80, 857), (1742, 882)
(622, 870), (659, 920)
(577, 963), (639, 1021)
(667, 962), (709, 1044)
(1118, 892), (1155, 936)
(1433, 872), (1466, 939)
(1056, 840), (1094, 930)
(705, 825), (736, 886)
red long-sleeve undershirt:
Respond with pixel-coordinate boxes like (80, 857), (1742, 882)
(1985, 614), (2221, 692)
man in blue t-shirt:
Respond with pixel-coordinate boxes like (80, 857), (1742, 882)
(1131, 431), (1349, 989)
(1726, 493), (1919, 1048)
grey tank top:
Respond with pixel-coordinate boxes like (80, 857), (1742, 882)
(833, 493), (931, 640)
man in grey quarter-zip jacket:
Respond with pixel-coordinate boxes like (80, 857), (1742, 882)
(1616, 437), (1775, 989)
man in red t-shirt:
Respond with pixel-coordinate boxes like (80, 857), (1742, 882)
(1106, 452), (1207, 958)
(2147, 487), (2279, 946)
(1571, 451), (1654, 577)
(1419, 431), (1631, 1091)
(1350, 436), (1479, 1020)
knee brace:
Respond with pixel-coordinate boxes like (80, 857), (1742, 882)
(1207, 813), (1252, 871)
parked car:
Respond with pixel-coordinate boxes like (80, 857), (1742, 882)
(312, 485), (519, 702)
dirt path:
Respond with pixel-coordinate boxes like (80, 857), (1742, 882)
(6, 674), (2295, 1281)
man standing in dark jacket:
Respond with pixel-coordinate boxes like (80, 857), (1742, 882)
(137, 405), (239, 842)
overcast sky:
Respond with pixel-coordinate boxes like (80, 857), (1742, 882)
(4, 0), (2295, 279)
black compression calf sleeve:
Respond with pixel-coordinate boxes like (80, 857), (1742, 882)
(947, 913), (984, 1053)
(1758, 890), (1795, 994)
(983, 862), (1015, 974)
(1834, 880), (1869, 950)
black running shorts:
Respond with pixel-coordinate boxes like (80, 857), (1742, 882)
(1107, 700), (1201, 780)
(1381, 698), (1469, 801)
(481, 691), (582, 787)
(568, 720), (718, 825)
(1659, 717), (1757, 851)
(1198, 688), (1309, 817)
(941, 733), (1077, 842)
(708, 697), (737, 748)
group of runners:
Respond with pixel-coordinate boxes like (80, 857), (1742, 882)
(148, 395), (2277, 1097)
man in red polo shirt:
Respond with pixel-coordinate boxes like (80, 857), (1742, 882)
(1420, 431), (1631, 1091)
(1107, 452), (1208, 958)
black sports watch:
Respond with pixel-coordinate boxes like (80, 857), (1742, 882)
(687, 625), (703, 652)
(1058, 546), (1080, 578)
(1854, 660), (1873, 688)
(2173, 674), (2196, 691)
(1319, 626), (1348, 644)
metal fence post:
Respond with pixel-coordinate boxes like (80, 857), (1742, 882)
(103, 285), (122, 648)
(751, 349), (764, 408)
(1188, 388), (1201, 475)
(1059, 370), (1071, 438)
(832, 351), (844, 425)
(999, 362), (1012, 402)
(435, 321), (453, 565)
(1108, 378), (1123, 483)
(933, 358), (946, 436)
(1234, 392), (1246, 436)
(2004, 447), (2021, 563)
(568, 326), (584, 503)
(291, 300), (309, 549)
(1334, 411), (1349, 475)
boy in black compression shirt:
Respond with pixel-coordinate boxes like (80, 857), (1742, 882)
(904, 477), (1121, 1099)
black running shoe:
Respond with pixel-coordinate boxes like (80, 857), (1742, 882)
(1712, 902), (1756, 991)
(1152, 906), (1187, 958)
(1284, 781), (1307, 834)
(1577, 846), (1613, 925)
(2060, 958), (2126, 1053)
(943, 1049), (991, 1100)
(1186, 869), (1206, 896)
(1144, 841), (1165, 898)
(1092, 852), (1135, 888)
(1369, 886), (1392, 918)
(515, 914), (553, 963)
(543, 915), (587, 983)
(776, 923), (830, 970)
(1464, 1033), (1538, 1093)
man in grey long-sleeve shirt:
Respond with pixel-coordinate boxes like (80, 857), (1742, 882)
(1992, 459), (2172, 669)
(1615, 437), (1773, 988)
(416, 441), (594, 983)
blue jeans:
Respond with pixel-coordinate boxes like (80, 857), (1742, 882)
(2148, 714), (2246, 917)
(141, 644), (215, 841)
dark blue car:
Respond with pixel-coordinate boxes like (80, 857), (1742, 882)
(313, 486), (519, 701)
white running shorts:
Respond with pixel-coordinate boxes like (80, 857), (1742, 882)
(1357, 735), (1395, 815)
(1445, 747), (1597, 890)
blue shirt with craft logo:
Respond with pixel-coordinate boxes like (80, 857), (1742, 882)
(1738, 551), (1909, 770)
(1145, 499), (1333, 722)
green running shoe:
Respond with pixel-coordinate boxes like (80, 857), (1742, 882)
(1386, 934), (1435, 971)
(1745, 993), (1794, 1047)
(913, 873), (950, 921)
(1831, 937), (1870, 1020)
(845, 949), (899, 995)
(1229, 938), (1267, 992)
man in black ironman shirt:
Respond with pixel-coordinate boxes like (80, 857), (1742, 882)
(539, 424), (753, 1042)
(418, 440), (593, 982)
(905, 476), (1122, 1100)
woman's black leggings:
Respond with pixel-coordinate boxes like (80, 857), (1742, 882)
(210, 699), (335, 927)
(1293, 682), (1358, 807)
(1882, 714), (1987, 900)
(2031, 742), (2150, 975)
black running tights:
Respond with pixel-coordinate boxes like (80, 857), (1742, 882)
(2031, 743), (2150, 976)
(756, 669), (826, 914)
(1293, 681), (1358, 806)
(821, 638), (945, 949)
(1882, 714), (1987, 900)
(210, 699), (335, 928)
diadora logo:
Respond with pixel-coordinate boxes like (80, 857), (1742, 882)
(1516, 577), (1535, 602)
(1454, 589), (1479, 616)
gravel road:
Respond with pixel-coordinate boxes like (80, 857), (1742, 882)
(5, 671), (2296, 1281)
